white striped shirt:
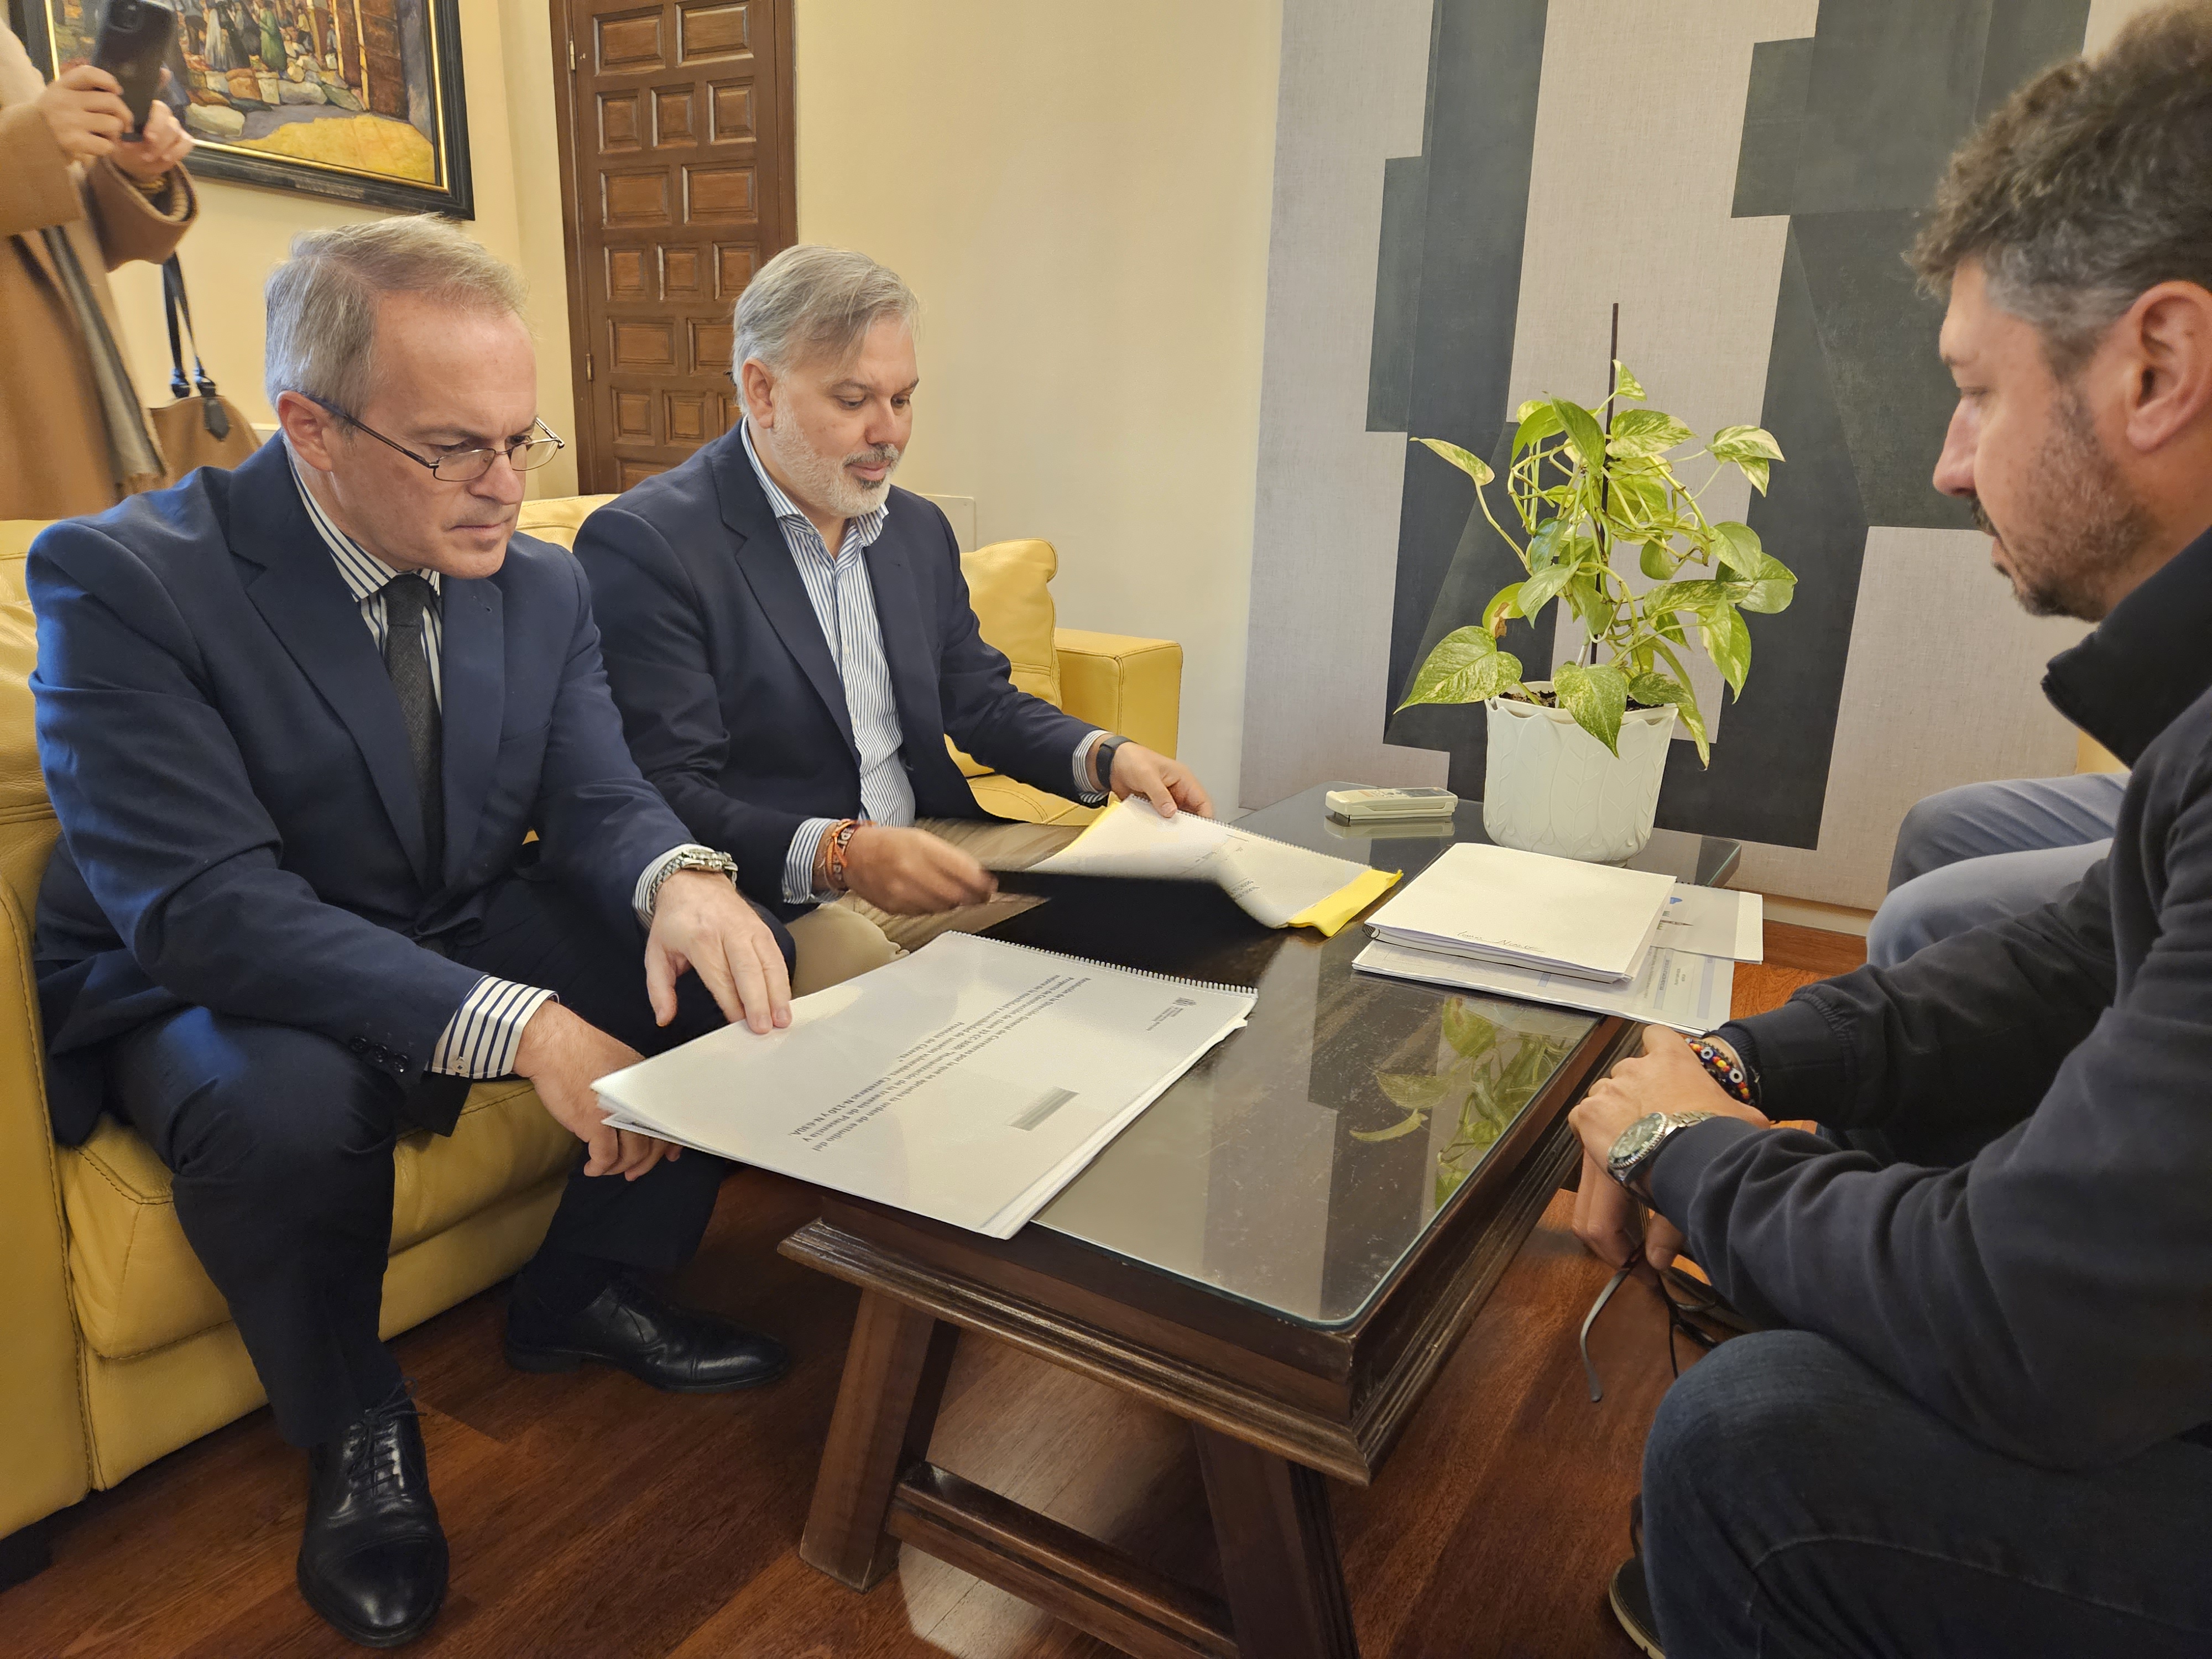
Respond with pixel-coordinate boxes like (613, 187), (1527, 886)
(737, 421), (1107, 904)
(294, 462), (708, 1079)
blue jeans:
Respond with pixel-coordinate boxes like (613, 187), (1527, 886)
(1644, 1331), (2212, 1658)
(1866, 774), (2126, 969)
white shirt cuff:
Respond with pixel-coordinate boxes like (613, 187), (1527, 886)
(785, 817), (842, 905)
(633, 843), (724, 926)
(1072, 729), (1112, 805)
(430, 976), (557, 1079)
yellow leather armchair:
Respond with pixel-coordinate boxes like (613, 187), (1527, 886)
(0, 498), (1181, 1567)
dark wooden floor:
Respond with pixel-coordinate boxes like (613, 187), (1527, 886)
(0, 921), (1860, 1659)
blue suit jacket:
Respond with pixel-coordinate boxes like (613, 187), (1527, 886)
(32, 439), (692, 1144)
(575, 427), (1095, 910)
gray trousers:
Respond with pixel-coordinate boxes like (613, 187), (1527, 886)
(1866, 773), (2126, 968)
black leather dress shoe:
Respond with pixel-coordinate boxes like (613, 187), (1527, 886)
(505, 1274), (790, 1392)
(297, 1385), (448, 1649)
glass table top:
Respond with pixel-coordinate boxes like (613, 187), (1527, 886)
(987, 783), (1743, 1331)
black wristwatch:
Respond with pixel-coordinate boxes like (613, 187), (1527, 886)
(1605, 1110), (1717, 1198)
(1094, 734), (1130, 794)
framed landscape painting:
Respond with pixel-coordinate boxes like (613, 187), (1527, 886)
(28, 0), (473, 216)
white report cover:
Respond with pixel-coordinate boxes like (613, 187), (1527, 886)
(592, 932), (1255, 1238)
(1363, 841), (1679, 982)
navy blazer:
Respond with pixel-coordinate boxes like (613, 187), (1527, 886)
(576, 426), (1095, 910)
(32, 439), (693, 1144)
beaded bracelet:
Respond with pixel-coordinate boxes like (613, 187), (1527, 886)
(1689, 1034), (1759, 1108)
(823, 819), (863, 893)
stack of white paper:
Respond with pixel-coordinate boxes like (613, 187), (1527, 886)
(1353, 843), (1766, 1029)
(592, 932), (1255, 1238)
(1363, 842), (1679, 982)
(1354, 938), (1736, 1033)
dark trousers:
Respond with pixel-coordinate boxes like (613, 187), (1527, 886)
(107, 874), (793, 1447)
(1644, 1334), (2212, 1657)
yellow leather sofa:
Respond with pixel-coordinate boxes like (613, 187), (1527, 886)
(0, 496), (1182, 1570)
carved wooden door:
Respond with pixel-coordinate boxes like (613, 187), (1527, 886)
(552, 0), (796, 493)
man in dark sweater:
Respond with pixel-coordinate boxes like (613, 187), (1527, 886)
(1567, 7), (2212, 1655)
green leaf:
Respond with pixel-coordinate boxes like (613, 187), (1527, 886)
(1613, 361), (1646, 401)
(1552, 660), (1627, 756)
(1711, 520), (1764, 577)
(1606, 408), (1694, 458)
(1552, 398), (1609, 470)
(1565, 572), (1614, 637)
(1515, 560), (1579, 619)
(1512, 401), (1564, 455)
(1374, 1071), (1457, 1114)
(1526, 518), (1566, 570)
(1709, 425), (1785, 463)
(1627, 670), (1710, 765)
(1709, 426), (1781, 497)
(1351, 1110), (1431, 1144)
(1642, 578), (1740, 624)
(1482, 583), (1522, 633)
(1412, 436), (1495, 487)
(1699, 606), (1752, 696)
(1396, 627), (1525, 709)
(1603, 468), (1671, 530)
(1735, 552), (1797, 614)
(1638, 541), (1679, 580)
(1441, 998), (1499, 1060)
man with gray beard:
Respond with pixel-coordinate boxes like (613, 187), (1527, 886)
(579, 244), (1209, 954)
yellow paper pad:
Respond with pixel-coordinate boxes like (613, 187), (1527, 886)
(1286, 867), (1401, 937)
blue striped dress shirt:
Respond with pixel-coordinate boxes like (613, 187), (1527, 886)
(294, 462), (708, 1078)
(736, 421), (1106, 904)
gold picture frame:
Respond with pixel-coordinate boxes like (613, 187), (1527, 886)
(28, 0), (474, 217)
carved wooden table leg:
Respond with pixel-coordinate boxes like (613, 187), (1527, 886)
(799, 1290), (960, 1589)
(1192, 1425), (1360, 1659)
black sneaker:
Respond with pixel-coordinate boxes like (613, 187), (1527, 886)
(1608, 1494), (1663, 1658)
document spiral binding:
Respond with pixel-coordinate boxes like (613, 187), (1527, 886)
(981, 933), (1255, 1003)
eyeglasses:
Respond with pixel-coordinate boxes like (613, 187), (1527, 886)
(1578, 1248), (1735, 1404)
(312, 398), (566, 483)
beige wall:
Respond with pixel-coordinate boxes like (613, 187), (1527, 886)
(102, 0), (580, 498)
(791, 0), (1282, 797)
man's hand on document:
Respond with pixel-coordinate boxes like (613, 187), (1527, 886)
(514, 1004), (671, 1181)
(835, 824), (1000, 915)
(1095, 742), (1214, 820)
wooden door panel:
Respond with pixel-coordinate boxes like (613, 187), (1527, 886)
(555, 0), (795, 491)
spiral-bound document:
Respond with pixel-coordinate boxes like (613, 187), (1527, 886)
(1022, 797), (1399, 935)
(592, 932), (1255, 1238)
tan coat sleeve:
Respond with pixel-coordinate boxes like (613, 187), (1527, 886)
(0, 101), (84, 239)
(83, 155), (196, 272)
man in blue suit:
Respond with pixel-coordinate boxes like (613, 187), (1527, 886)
(576, 245), (1212, 946)
(32, 218), (796, 1647)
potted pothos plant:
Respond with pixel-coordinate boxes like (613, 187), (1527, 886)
(1397, 361), (1794, 862)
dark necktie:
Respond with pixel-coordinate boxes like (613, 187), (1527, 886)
(380, 574), (444, 872)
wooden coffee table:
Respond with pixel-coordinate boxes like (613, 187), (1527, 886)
(784, 786), (1739, 1657)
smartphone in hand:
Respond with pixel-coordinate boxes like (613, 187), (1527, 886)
(90, 0), (178, 136)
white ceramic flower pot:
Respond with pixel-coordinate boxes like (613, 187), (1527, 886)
(1481, 684), (1678, 864)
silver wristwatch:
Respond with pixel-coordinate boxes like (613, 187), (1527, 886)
(643, 847), (740, 916)
(1605, 1110), (1717, 1197)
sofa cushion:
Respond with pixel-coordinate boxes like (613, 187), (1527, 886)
(516, 494), (618, 551)
(961, 539), (1062, 707)
(60, 1079), (576, 1359)
(952, 538), (1062, 780)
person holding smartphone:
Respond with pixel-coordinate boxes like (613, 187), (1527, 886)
(0, 19), (196, 519)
